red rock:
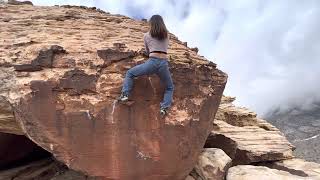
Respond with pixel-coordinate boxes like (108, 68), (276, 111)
(0, 4), (227, 180)
(13, 45), (66, 72)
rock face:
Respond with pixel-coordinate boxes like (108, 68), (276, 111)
(191, 148), (231, 180)
(205, 97), (294, 165)
(226, 165), (308, 180)
(0, 4), (227, 180)
(7, 0), (33, 6)
(268, 158), (320, 179)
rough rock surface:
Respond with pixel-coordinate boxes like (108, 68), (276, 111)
(205, 97), (294, 165)
(0, 97), (22, 134)
(226, 165), (309, 180)
(268, 158), (320, 179)
(191, 148), (231, 180)
(0, 4), (227, 180)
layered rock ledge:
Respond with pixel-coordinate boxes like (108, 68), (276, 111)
(205, 97), (295, 165)
(0, 3), (227, 180)
(189, 97), (320, 180)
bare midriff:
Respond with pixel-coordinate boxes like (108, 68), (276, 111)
(149, 52), (168, 59)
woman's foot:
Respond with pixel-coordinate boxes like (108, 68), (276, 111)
(118, 93), (129, 102)
(160, 107), (168, 117)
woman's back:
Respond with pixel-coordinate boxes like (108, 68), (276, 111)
(144, 32), (169, 54)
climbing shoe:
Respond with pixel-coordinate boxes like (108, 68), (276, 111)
(118, 93), (129, 102)
(160, 108), (168, 117)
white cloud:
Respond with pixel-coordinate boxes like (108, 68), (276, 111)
(30, 0), (320, 115)
(212, 0), (320, 115)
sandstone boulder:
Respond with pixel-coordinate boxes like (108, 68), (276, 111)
(214, 96), (279, 130)
(205, 97), (294, 165)
(191, 148), (231, 180)
(268, 158), (320, 179)
(226, 165), (309, 180)
(0, 4), (227, 180)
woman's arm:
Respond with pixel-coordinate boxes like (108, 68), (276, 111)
(144, 34), (150, 55)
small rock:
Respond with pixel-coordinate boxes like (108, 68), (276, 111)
(13, 64), (42, 72)
(14, 45), (66, 72)
(97, 48), (135, 62)
(113, 42), (127, 49)
(191, 148), (231, 180)
(57, 69), (97, 95)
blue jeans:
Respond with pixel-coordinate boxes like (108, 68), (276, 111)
(122, 58), (174, 109)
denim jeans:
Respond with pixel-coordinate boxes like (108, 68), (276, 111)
(122, 57), (174, 109)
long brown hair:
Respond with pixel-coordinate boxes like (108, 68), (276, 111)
(149, 15), (168, 40)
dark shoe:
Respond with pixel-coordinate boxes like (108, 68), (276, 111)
(160, 108), (168, 117)
(118, 93), (129, 102)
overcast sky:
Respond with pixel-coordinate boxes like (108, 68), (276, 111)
(30, 0), (320, 116)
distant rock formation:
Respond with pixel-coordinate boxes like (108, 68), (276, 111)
(0, 0), (33, 5)
(266, 104), (320, 163)
(0, 3), (227, 180)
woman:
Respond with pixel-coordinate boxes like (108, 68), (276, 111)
(118, 15), (174, 116)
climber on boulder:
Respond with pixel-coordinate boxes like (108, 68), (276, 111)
(118, 14), (174, 116)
